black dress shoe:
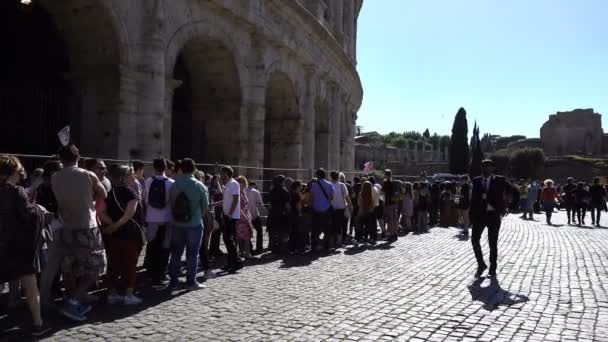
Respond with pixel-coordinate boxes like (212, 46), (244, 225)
(475, 264), (487, 278)
(228, 263), (244, 274)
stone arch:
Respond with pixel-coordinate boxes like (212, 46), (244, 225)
(264, 72), (302, 181)
(169, 36), (242, 163)
(0, 0), (126, 159)
(165, 21), (246, 82)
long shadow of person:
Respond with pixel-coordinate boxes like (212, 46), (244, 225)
(467, 277), (528, 311)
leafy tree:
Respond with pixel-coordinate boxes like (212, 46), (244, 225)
(393, 136), (408, 148)
(403, 131), (423, 141)
(428, 133), (440, 149)
(510, 148), (545, 179)
(439, 136), (451, 149)
(490, 150), (511, 175)
(449, 107), (470, 174)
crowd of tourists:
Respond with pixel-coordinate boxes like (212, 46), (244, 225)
(514, 177), (607, 226)
(1, 144), (607, 336)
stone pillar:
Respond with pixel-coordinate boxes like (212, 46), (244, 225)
(332, 0), (344, 42)
(132, 0), (167, 161)
(329, 89), (342, 171)
(74, 69), (122, 158)
(344, 0), (355, 55)
(243, 33), (267, 182)
(163, 78), (182, 158)
(132, 38), (166, 161)
(301, 67), (317, 172)
(340, 106), (356, 177)
(116, 66), (140, 160)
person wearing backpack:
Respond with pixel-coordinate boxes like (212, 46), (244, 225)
(167, 158), (209, 291)
(143, 158), (174, 285)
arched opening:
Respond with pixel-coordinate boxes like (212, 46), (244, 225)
(314, 99), (330, 169)
(170, 39), (242, 163)
(264, 72), (301, 182)
(0, 0), (121, 159)
(0, 1), (70, 156)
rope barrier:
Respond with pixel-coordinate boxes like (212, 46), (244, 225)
(1, 152), (431, 179)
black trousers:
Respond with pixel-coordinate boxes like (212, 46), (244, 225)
(145, 224), (170, 281)
(312, 210), (331, 251)
(331, 209), (346, 245)
(471, 212), (501, 272)
(590, 205), (603, 225)
(576, 205), (587, 224)
(251, 216), (264, 252)
(209, 210), (224, 255)
(222, 218), (241, 268)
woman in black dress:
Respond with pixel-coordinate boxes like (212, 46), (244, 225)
(0, 155), (51, 336)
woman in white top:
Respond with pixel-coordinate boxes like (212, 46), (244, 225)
(330, 171), (352, 248)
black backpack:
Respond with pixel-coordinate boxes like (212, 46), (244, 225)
(172, 190), (192, 223)
(148, 177), (167, 209)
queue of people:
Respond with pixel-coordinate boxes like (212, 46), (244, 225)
(2, 145), (607, 337)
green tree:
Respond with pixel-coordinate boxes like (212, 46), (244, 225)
(490, 150), (511, 175)
(403, 131), (423, 141)
(428, 133), (440, 149)
(510, 148), (545, 179)
(393, 136), (408, 148)
(469, 123), (484, 178)
(439, 135), (451, 149)
(449, 107), (470, 174)
(423, 128), (431, 139)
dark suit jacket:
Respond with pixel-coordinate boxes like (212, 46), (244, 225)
(470, 175), (512, 222)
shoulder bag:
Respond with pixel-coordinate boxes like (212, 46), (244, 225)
(112, 189), (147, 246)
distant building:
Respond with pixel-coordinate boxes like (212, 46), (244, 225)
(540, 109), (604, 156)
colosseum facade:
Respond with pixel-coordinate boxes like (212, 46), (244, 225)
(0, 0), (363, 178)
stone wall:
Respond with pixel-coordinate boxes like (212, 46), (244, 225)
(542, 159), (608, 183)
(355, 144), (449, 175)
(1, 0), (363, 180)
(540, 109), (604, 156)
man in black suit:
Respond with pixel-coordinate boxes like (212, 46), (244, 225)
(470, 159), (515, 278)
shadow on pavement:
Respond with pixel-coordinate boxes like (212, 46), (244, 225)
(467, 277), (528, 311)
(453, 232), (470, 242)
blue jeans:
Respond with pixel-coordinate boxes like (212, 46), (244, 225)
(169, 224), (204, 285)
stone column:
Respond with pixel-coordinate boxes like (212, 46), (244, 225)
(163, 78), (182, 158)
(344, 0), (355, 56)
(332, 0), (344, 43)
(116, 66), (141, 160)
(344, 109), (356, 175)
(329, 89), (342, 171)
(301, 66), (317, 172)
(132, 0), (167, 161)
(243, 33), (267, 182)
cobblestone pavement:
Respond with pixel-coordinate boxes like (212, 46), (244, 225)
(2, 210), (608, 341)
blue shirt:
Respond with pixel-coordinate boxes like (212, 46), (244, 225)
(169, 174), (209, 227)
(311, 179), (334, 213)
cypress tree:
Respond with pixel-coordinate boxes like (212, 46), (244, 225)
(449, 107), (470, 174)
(469, 123), (484, 178)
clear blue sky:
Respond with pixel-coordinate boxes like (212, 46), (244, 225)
(356, 0), (608, 139)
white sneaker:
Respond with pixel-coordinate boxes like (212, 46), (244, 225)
(123, 294), (142, 306)
(204, 270), (217, 279)
(107, 293), (124, 305)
